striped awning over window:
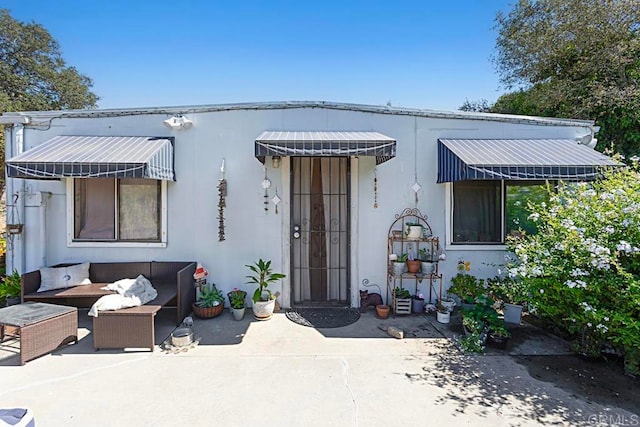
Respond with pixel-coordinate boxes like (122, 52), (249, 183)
(437, 138), (618, 183)
(6, 136), (175, 181)
(255, 131), (396, 165)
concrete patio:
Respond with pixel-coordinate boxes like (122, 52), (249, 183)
(0, 308), (636, 426)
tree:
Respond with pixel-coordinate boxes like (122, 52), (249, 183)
(492, 0), (640, 155)
(458, 98), (492, 113)
(0, 9), (98, 182)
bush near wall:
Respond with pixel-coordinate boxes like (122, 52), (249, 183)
(506, 161), (640, 375)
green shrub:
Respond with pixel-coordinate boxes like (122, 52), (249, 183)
(506, 161), (640, 374)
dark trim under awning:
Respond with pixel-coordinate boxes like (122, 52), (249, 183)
(437, 138), (619, 183)
(255, 131), (396, 165)
(6, 136), (175, 181)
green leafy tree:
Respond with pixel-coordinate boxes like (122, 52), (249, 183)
(0, 9), (98, 186)
(491, 0), (640, 155)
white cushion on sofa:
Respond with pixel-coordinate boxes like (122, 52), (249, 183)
(37, 262), (91, 292)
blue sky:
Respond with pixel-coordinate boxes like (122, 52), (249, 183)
(4, 0), (514, 111)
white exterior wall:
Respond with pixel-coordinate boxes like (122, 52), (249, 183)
(5, 106), (590, 307)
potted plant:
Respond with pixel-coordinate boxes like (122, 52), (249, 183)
(419, 248), (435, 274)
(405, 222), (423, 239)
(448, 260), (485, 309)
(393, 287), (412, 314)
(0, 270), (22, 307)
(436, 303), (450, 323)
(227, 288), (247, 321)
(246, 258), (286, 321)
(391, 253), (407, 275)
(406, 251), (421, 274)
(192, 283), (225, 318)
(487, 323), (511, 349)
(487, 275), (528, 324)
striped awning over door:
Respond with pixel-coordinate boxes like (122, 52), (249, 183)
(437, 138), (618, 183)
(6, 136), (175, 180)
(255, 131), (396, 164)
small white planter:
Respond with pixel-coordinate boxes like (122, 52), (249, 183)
(392, 262), (406, 276)
(440, 299), (456, 313)
(437, 311), (451, 324)
(421, 262), (435, 274)
(406, 225), (423, 239)
(231, 307), (246, 321)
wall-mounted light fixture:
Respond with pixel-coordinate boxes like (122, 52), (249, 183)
(163, 115), (193, 129)
(272, 156), (281, 168)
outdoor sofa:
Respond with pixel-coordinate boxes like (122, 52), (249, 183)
(20, 261), (196, 350)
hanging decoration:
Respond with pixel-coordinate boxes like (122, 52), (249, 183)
(6, 193), (23, 252)
(217, 159), (227, 242)
(261, 167), (271, 213)
(373, 167), (378, 209)
(272, 187), (281, 214)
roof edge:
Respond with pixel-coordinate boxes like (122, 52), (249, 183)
(0, 100), (595, 128)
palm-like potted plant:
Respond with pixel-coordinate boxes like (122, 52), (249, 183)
(246, 259), (286, 320)
(227, 288), (247, 321)
(192, 284), (225, 318)
(0, 270), (22, 307)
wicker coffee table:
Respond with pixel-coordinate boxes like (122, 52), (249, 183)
(0, 302), (78, 365)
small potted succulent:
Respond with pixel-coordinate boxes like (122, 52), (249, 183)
(227, 288), (247, 321)
(192, 283), (225, 318)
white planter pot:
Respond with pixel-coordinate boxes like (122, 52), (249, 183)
(407, 225), (423, 239)
(503, 303), (523, 324)
(231, 307), (246, 321)
(440, 299), (456, 313)
(252, 299), (276, 320)
(421, 262), (435, 274)
(392, 262), (406, 275)
(437, 311), (451, 324)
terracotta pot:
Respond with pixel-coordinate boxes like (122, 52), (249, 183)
(406, 260), (421, 274)
(192, 302), (224, 319)
(376, 304), (390, 319)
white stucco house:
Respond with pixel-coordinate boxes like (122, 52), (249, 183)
(1, 101), (616, 308)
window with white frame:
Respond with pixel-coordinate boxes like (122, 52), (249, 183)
(72, 178), (163, 243)
(452, 180), (550, 244)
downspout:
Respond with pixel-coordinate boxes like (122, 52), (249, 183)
(5, 123), (26, 274)
(39, 192), (50, 268)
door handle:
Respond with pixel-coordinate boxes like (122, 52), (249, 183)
(293, 225), (301, 239)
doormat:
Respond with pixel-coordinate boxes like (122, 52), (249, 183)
(285, 307), (361, 329)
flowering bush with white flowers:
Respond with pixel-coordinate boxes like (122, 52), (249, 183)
(506, 161), (640, 375)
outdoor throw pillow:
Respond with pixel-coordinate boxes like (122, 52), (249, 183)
(37, 262), (92, 292)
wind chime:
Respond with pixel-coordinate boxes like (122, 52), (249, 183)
(261, 162), (282, 214)
(373, 167), (378, 208)
(217, 159), (227, 241)
(261, 167), (271, 213)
